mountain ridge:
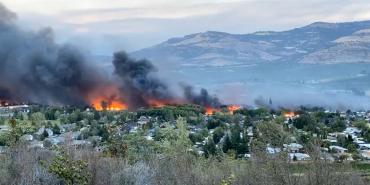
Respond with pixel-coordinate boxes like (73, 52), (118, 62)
(132, 20), (370, 66)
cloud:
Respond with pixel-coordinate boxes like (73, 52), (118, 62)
(61, 5), (228, 24)
(4, 0), (370, 52)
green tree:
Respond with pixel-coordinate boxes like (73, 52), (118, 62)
(222, 133), (232, 153)
(8, 118), (22, 145)
(52, 124), (61, 135)
(213, 127), (225, 144)
(30, 112), (46, 124)
(46, 148), (90, 185)
(40, 129), (49, 141)
(293, 114), (316, 130)
(204, 137), (217, 157)
(332, 118), (346, 132)
(256, 121), (288, 147)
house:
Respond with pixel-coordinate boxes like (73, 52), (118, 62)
(284, 143), (304, 153)
(145, 135), (153, 141)
(360, 150), (370, 160)
(328, 132), (346, 138)
(323, 138), (338, 144)
(20, 134), (34, 142)
(332, 153), (354, 161)
(0, 125), (9, 133)
(244, 154), (251, 159)
(0, 146), (6, 154)
(358, 143), (370, 150)
(344, 127), (361, 137)
(247, 126), (253, 137)
(72, 140), (91, 147)
(60, 123), (77, 132)
(137, 116), (151, 126)
(266, 147), (281, 154)
(354, 138), (366, 144)
(289, 153), (311, 161)
(329, 146), (348, 153)
(28, 141), (44, 149)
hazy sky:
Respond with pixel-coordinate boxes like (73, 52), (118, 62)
(3, 0), (370, 54)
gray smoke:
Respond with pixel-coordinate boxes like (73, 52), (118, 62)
(113, 51), (173, 109)
(183, 85), (222, 108)
(0, 3), (103, 106)
(0, 3), (223, 109)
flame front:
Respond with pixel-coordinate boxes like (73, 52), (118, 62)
(87, 85), (128, 111)
(284, 111), (295, 118)
(205, 107), (218, 115)
(91, 97), (128, 111)
(227, 105), (241, 114)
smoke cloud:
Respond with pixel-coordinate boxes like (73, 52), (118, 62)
(183, 85), (222, 108)
(0, 3), (103, 106)
(113, 51), (174, 108)
(0, 3), (221, 109)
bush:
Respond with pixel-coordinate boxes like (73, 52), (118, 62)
(46, 148), (91, 185)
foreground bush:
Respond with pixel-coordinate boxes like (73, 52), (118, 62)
(0, 143), (368, 185)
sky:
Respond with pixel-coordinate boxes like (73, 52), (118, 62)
(3, 0), (370, 54)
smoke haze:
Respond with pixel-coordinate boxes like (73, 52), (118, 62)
(0, 3), (221, 109)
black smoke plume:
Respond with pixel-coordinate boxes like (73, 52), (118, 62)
(0, 3), (221, 109)
(0, 3), (103, 106)
(113, 51), (173, 109)
(183, 85), (222, 108)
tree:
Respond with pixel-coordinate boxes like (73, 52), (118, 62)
(204, 137), (217, 157)
(189, 133), (203, 144)
(337, 135), (347, 147)
(256, 121), (288, 147)
(222, 133), (232, 153)
(230, 125), (241, 151)
(52, 124), (61, 135)
(8, 118), (22, 145)
(46, 148), (90, 185)
(213, 127), (225, 144)
(347, 144), (357, 153)
(40, 129), (49, 141)
(30, 112), (46, 125)
(106, 126), (128, 158)
(244, 116), (252, 127)
(332, 118), (346, 132)
(207, 118), (222, 129)
(293, 114), (316, 130)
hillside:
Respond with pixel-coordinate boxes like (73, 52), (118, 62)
(132, 21), (370, 66)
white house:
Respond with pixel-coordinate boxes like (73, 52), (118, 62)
(358, 144), (370, 150)
(284, 143), (303, 153)
(289, 153), (311, 161)
(360, 150), (370, 160)
(266, 147), (281, 154)
(329, 146), (348, 153)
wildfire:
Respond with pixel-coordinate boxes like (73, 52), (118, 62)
(148, 99), (176, 108)
(205, 107), (218, 115)
(284, 111), (296, 118)
(227, 105), (241, 114)
(204, 105), (241, 115)
(87, 85), (128, 111)
(0, 100), (8, 106)
(91, 97), (128, 111)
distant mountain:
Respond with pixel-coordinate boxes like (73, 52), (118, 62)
(132, 21), (370, 66)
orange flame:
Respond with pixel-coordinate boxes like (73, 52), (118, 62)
(205, 107), (218, 115)
(148, 99), (168, 108)
(86, 85), (128, 111)
(92, 97), (128, 111)
(227, 105), (241, 114)
(284, 111), (295, 118)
